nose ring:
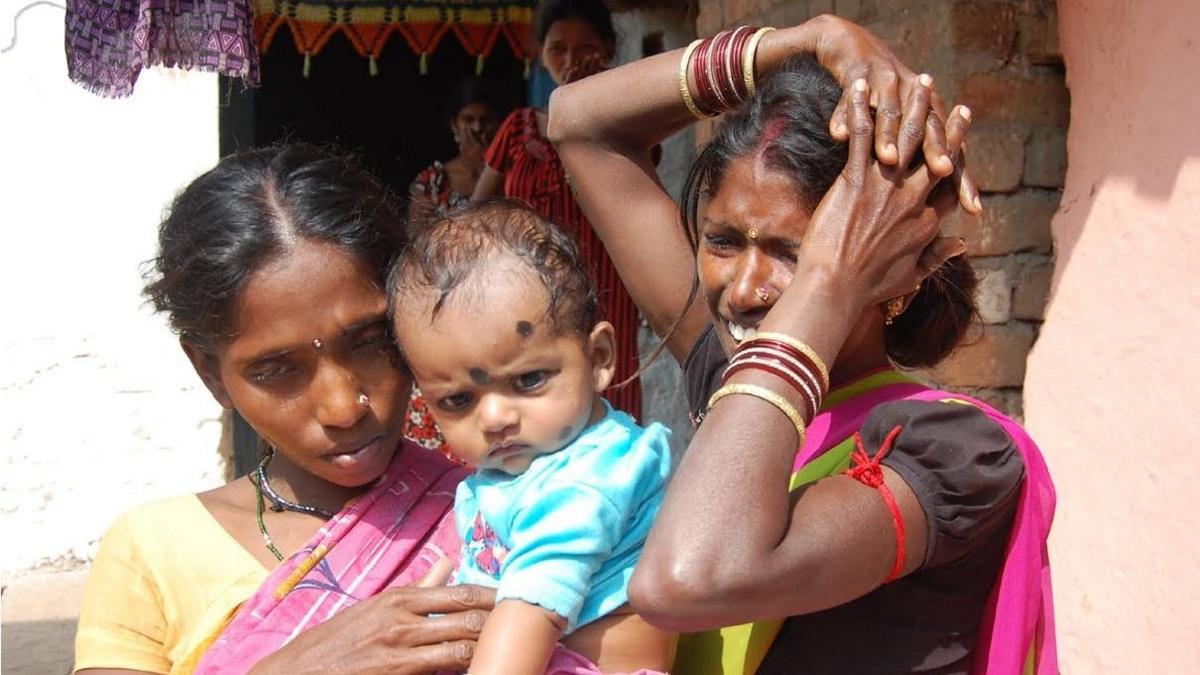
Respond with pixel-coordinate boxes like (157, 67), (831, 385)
(756, 286), (771, 303)
(357, 393), (370, 408)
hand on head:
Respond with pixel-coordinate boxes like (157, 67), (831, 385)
(798, 76), (971, 309)
(809, 14), (981, 215)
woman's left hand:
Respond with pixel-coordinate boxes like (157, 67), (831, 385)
(806, 14), (982, 214)
(799, 77), (971, 310)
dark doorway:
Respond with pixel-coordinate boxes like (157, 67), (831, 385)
(220, 30), (529, 475)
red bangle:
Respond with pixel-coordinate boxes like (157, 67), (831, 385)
(740, 339), (827, 401)
(726, 347), (822, 418)
(725, 26), (755, 100)
(691, 37), (719, 114)
(723, 359), (816, 420)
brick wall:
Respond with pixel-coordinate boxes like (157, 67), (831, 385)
(696, 0), (1068, 418)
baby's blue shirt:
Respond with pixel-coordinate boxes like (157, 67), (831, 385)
(453, 403), (672, 633)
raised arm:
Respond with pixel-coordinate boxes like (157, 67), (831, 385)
(629, 80), (973, 629)
(549, 15), (980, 362)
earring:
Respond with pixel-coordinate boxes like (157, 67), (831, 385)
(452, 130), (461, 144)
(357, 393), (370, 408)
(883, 296), (906, 325)
(755, 286), (771, 304)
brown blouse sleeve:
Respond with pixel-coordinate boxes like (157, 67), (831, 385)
(856, 399), (1026, 570)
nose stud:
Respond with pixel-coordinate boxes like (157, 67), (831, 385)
(312, 338), (323, 349)
(357, 393), (370, 408)
(756, 286), (771, 303)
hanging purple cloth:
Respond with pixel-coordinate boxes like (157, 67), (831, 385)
(64, 0), (259, 98)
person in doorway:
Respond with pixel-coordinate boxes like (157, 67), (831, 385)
(472, 0), (644, 420)
(73, 144), (493, 675)
(406, 78), (505, 460)
(408, 78), (505, 222)
(549, 17), (1056, 675)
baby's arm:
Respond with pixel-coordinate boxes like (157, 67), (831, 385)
(467, 599), (565, 675)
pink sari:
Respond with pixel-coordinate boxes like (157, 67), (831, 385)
(192, 441), (467, 674)
(794, 373), (1058, 675)
(675, 370), (1056, 675)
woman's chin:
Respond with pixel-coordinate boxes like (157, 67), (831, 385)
(321, 436), (395, 487)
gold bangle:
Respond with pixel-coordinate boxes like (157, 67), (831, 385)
(753, 331), (830, 392)
(707, 383), (806, 446)
(679, 39), (710, 120)
(742, 27), (775, 98)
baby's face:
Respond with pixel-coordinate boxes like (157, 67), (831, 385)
(393, 262), (614, 475)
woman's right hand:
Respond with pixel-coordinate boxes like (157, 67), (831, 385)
(798, 76), (971, 310)
(248, 560), (495, 675)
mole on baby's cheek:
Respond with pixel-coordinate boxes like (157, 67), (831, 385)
(469, 368), (491, 385)
(516, 320), (534, 338)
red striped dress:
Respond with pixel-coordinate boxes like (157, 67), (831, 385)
(484, 107), (642, 419)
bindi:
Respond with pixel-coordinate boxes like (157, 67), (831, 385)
(515, 321), (534, 338)
(469, 368), (491, 385)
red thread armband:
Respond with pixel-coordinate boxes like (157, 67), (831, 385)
(847, 425), (907, 583)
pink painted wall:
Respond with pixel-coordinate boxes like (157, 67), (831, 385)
(1023, 1), (1200, 672)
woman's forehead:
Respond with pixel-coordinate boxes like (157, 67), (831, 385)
(225, 240), (386, 359)
(706, 157), (813, 236)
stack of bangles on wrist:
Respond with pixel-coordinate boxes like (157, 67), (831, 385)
(680, 25), (775, 119)
(706, 332), (830, 447)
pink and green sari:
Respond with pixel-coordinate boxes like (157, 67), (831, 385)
(187, 441), (467, 674)
(673, 369), (1057, 675)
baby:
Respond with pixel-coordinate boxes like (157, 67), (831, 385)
(388, 200), (674, 674)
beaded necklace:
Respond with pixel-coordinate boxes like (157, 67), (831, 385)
(249, 470), (285, 562)
(256, 451), (336, 519)
(248, 451), (336, 562)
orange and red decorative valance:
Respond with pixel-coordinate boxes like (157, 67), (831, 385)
(253, 0), (539, 76)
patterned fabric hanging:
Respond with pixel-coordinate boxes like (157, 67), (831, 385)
(65, 0), (259, 98)
(253, 0), (538, 77)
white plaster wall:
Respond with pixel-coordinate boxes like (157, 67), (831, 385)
(0, 3), (224, 577)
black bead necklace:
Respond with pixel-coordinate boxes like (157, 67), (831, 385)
(255, 451), (337, 520)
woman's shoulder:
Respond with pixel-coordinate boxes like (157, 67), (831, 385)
(107, 493), (210, 538)
(861, 397), (1026, 569)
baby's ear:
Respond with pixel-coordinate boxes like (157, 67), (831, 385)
(587, 321), (617, 392)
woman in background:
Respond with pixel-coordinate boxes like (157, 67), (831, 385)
(472, 0), (643, 419)
(408, 78), (505, 221)
(407, 78), (505, 456)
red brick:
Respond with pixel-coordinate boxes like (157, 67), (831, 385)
(954, 71), (1069, 127)
(931, 322), (1036, 388)
(1023, 125), (1067, 188)
(943, 189), (1057, 256)
(1012, 255), (1054, 321)
(951, 1), (1018, 61)
(968, 123), (1027, 193)
(1018, 3), (1061, 65)
(834, 0), (862, 22)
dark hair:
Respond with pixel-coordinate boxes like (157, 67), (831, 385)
(388, 199), (600, 336)
(443, 77), (505, 125)
(143, 143), (407, 351)
(535, 0), (615, 46)
(680, 56), (979, 369)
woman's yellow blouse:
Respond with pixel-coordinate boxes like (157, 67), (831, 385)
(74, 495), (267, 674)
